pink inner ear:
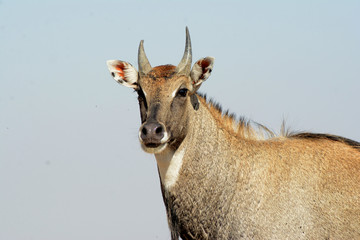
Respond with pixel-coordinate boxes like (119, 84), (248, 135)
(200, 58), (211, 72)
(197, 59), (212, 80)
(115, 63), (125, 78)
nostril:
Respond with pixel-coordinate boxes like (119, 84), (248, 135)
(155, 126), (163, 134)
(140, 122), (165, 143)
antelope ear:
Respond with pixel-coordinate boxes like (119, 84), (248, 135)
(106, 60), (139, 90)
(190, 57), (215, 92)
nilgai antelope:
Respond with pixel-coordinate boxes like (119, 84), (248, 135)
(106, 28), (360, 239)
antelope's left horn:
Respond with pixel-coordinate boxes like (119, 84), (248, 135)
(138, 40), (152, 76)
(176, 27), (192, 75)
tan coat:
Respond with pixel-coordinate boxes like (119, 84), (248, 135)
(160, 95), (360, 239)
(107, 28), (360, 239)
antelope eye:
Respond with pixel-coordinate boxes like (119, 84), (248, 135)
(177, 88), (188, 97)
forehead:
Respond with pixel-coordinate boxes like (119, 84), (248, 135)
(139, 65), (190, 94)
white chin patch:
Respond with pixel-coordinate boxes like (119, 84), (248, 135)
(141, 143), (168, 154)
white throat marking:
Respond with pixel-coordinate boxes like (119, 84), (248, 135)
(155, 145), (186, 190)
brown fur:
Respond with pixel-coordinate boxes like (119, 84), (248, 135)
(108, 50), (360, 239)
(147, 65), (177, 80)
(198, 93), (276, 140)
(289, 132), (360, 150)
(163, 93), (360, 239)
(198, 93), (360, 149)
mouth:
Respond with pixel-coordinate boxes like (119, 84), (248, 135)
(138, 129), (170, 154)
(141, 142), (168, 154)
(145, 143), (162, 148)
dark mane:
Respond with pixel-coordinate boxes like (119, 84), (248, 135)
(198, 92), (249, 129)
(198, 93), (224, 115)
(197, 93), (275, 139)
(288, 132), (360, 151)
(197, 93), (360, 150)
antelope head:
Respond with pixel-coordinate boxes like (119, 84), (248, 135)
(107, 28), (214, 154)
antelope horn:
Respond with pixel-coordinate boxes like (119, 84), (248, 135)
(138, 40), (152, 76)
(176, 27), (192, 75)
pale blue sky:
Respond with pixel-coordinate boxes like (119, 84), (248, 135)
(1, 1), (359, 239)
